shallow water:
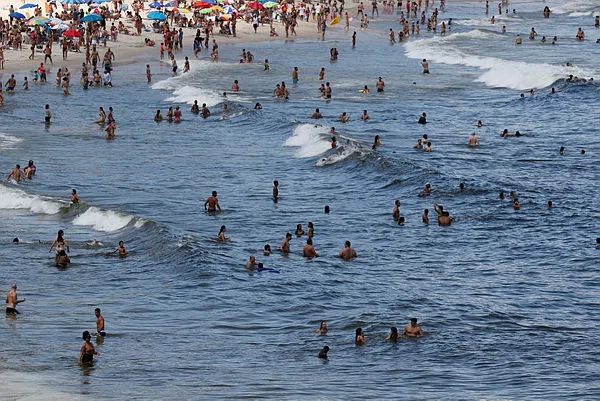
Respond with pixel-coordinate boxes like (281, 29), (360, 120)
(1, 0), (600, 399)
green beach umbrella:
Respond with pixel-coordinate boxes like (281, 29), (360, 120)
(263, 1), (277, 7)
(199, 7), (213, 14)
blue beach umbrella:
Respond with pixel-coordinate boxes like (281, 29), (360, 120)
(9, 12), (26, 19)
(81, 13), (104, 22)
(147, 11), (167, 20)
(203, 0), (216, 4)
(148, 1), (163, 8)
(20, 3), (38, 8)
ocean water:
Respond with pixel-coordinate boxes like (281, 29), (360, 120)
(1, 0), (600, 399)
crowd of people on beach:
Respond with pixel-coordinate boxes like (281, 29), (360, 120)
(3, 0), (600, 365)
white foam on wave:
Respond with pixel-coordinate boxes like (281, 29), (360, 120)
(0, 371), (81, 401)
(0, 132), (23, 149)
(283, 124), (331, 158)
(73, 206), (141, 232)
(552, 0), (599, 15)
(404, 30), (595, 90)
(0, 184), (64, 214)
(315, 144), (364, 167)
(568, 11), (593, 17)
(164, 85), (224, 108)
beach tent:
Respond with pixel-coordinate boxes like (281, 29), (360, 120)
(147, 11), (167, 20)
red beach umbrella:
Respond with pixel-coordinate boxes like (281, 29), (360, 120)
(247, 1), (264, 10)
(63, 29), (82, 37)
(192, 1), (212, 8)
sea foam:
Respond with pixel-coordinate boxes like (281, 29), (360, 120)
(0, 184), (64, 214)
(404, 30), (595, 90)
(283, 124), (332, 158)
(73, 206), (141, 232)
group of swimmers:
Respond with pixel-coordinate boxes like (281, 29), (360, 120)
(316, 318), (424, 359)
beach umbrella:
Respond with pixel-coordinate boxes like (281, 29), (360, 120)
(27, 17), (47, 26)
(148, 1), (163, 8)
(247, 1), (264, 10)
(203, 0), (216, 4)
(216, 0), (228, 3)
(210, 5), (223, 12)
(81, 13), (103, 22)
(222, 4), (236, 13)
(47, 17), (64, 24)
(19, 3), (38, 9)
(263, 1), (277, 8)
(147, 11), (167, 20)
(198, 7), (213, 14)
(63, 29), (82, 37)
(192, 1), (211, 8)
(9, 12), (26, 19)
(61, 0), (84, 4)
(51, 22), (69, 30)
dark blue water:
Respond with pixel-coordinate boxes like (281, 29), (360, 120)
(1, 0), (600, 399)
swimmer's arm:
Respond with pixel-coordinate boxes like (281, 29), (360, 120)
(78, 345), (85, 363)
(49, 239), (57, 252)
(203, 200), (208, 210)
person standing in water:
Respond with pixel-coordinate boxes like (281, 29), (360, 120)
(7, 164), (24, 182)
(204, 191), (221, 212)
(272, 180), (279, 202)
(95, 308), (106, 337)
(402, 318), (423, 337)
(71, 189), (80, 204)
(5, 284), (26, 315)
(111, 241), (128, 257)
(78, 331), (100, 364)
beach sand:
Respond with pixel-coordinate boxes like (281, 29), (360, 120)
(0, 0), (357, 76)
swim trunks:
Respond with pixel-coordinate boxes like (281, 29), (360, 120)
(45, 117), (51, 123)
(6, 307), (19, 315)
(98, 331), (106, 337)
(292, 78), (298, 84)
(377, 88), (383, 92)
(423, 70), (430, 74)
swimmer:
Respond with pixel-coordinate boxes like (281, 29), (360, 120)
(273, 180), (279, 202)
(173, 106), (182, 123)
(94, 107), (106, 123)
(376, 77), (385, 92)
(280, 233), (292, 253)
(264, 59), (270, 71)
(393, 200), (401, 221)
(49, 229), (69, 256)
(303, 238), (319, 258)
(468, 132), (480, 147)
(254, 103), (262, 110)
(311, 108), (322, 119)
(418, 112), (427, 124)
(372, 135), (382, 150)
(359, 85), (370, 94)
(111, 241), (128, 257)
(201, 103), (210, 118)
(597, 238), (600, 248)
(477, 120), (483, 127)
(71, 189), (80, 205)
(23, 160), (36, 179)
(559, 146), (564, 155)
(318, 346), (330, 359)
(146, 64), (152, 83)
(386, 327), (399, 342)
(513, 198), (521, 210)
(460, 183), (465, 191)
(324, 205), (330, 214)
(397, 216), (405, 226)
(5, 284), (25, 315)
(295, 224), (305, 236)
(191, 100), (199, 114)
(361, 110), (370, 120)
(402, 318), (423, 337)
(419, 183), (431, 197)
(330, 127), (337, 135)
(516, 34), (522, 45)
(204, 191), (221, 212)
(245, 256), (257, 270)
(319, 67), (325, 80)
(292, 67), (299, 85)
(217, 226), (231, 242)
(7, 164), (24, 182)
(548, 200), (553, 208)
(231, 80), (240, 92)
(439, 211), (453, 226)
(422, 208), (429, 223)
(413, 139), (423, 149)
(425, 140), (432, 150)
(95, 308), (106, 337)
(355, 328), (365, 345)
(154, 110), (163, 122)
(421, 59), (429, 74)
(307, 222), (314, 238)
(338, 240), (357, 261)
(339, 112), (349, 123)
(78, 331), (100, 364)
(263, 244), (272, 256)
